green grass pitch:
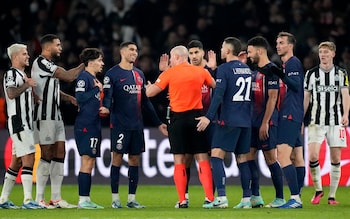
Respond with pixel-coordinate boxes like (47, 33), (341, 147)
(0, 185), (349, 219)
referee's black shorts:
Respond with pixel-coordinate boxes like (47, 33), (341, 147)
(168, 109), (210, 154)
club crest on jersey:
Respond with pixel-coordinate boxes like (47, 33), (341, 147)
(116, 143), (123, 150)
(256, 72), (263, 80)
(252, 82), (260, 91)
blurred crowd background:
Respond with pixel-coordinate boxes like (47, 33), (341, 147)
(1, 0), (350, 128)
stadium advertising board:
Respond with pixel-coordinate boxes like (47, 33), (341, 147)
(1, 127), (350, 186)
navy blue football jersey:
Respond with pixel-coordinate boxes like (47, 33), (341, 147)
(279, 56), (304, 123)
(102, 65), (161, 130)
(74, 70), (101, 130)
(208, 60), (252, 127)
(251, 63), (279, 127)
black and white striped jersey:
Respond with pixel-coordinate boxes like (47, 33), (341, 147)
(3, 68), (34, 134)
(31, 55), (62, 121)
(304, 65), (349, 125)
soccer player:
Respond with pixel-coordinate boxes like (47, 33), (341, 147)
(146, 45), (216, 208)
(246, 36), (286, 208)
(99, 41), (167, 209)
(197, 37), (253, 209)
(31, 34), (84, 208)
(74, 48), (105, 209)
(188, 40), (217, 114)
(0, 44), (42, 209)
(304, 41), (349, 205)
(272, 31), (304, 208)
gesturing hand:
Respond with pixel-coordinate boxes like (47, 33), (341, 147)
(159, 54), (169, 72)
(270, 65), (285, 78)
(206, 50), (217, 70)
(257, 64), (284, 78)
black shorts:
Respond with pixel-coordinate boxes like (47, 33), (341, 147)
(168, 110), (209, 154)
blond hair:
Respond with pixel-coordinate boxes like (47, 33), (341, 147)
(7, 43), (27, 60)
(319, 41), (336, 52)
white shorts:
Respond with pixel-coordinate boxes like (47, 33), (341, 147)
(35, 120), (66, 145)
(11, 129), (36, 157)
(308, 124), (347, 147)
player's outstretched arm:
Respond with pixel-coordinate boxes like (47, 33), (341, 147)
(54, 63), (85, 82)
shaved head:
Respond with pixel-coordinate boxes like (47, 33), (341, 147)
(171, 46), (189, 59)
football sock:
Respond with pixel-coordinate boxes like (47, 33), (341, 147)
(211, 157), (226, 197)
(50, 158), (64, 201)
(35, 159), (50, 201)
(268, 162), (284, 199)
(238, 161), (252, 198)
(185, 167), (191, 194)
(78, 172), (91, 196)
(198, 160), (214, 201)
(21, 166), (33, 202)
(0, 168), (18, 202)
(174, 164), (187, 202)
(282, 164), (299, 196)
(295, 166), (305, 195)
(329, 162), (340, 198)
(128, 166), (139, 195)
(111, 165), (120, 194)
(309, 160), (322, 191)
(128, 194), (136, 202)
(248, 160), (260, 196)
(112, 193), (120, 202)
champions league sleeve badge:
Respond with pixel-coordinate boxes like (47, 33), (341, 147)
(75, 79), (86, 92)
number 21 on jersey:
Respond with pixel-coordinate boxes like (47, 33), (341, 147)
(233, 76), (251, 101)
